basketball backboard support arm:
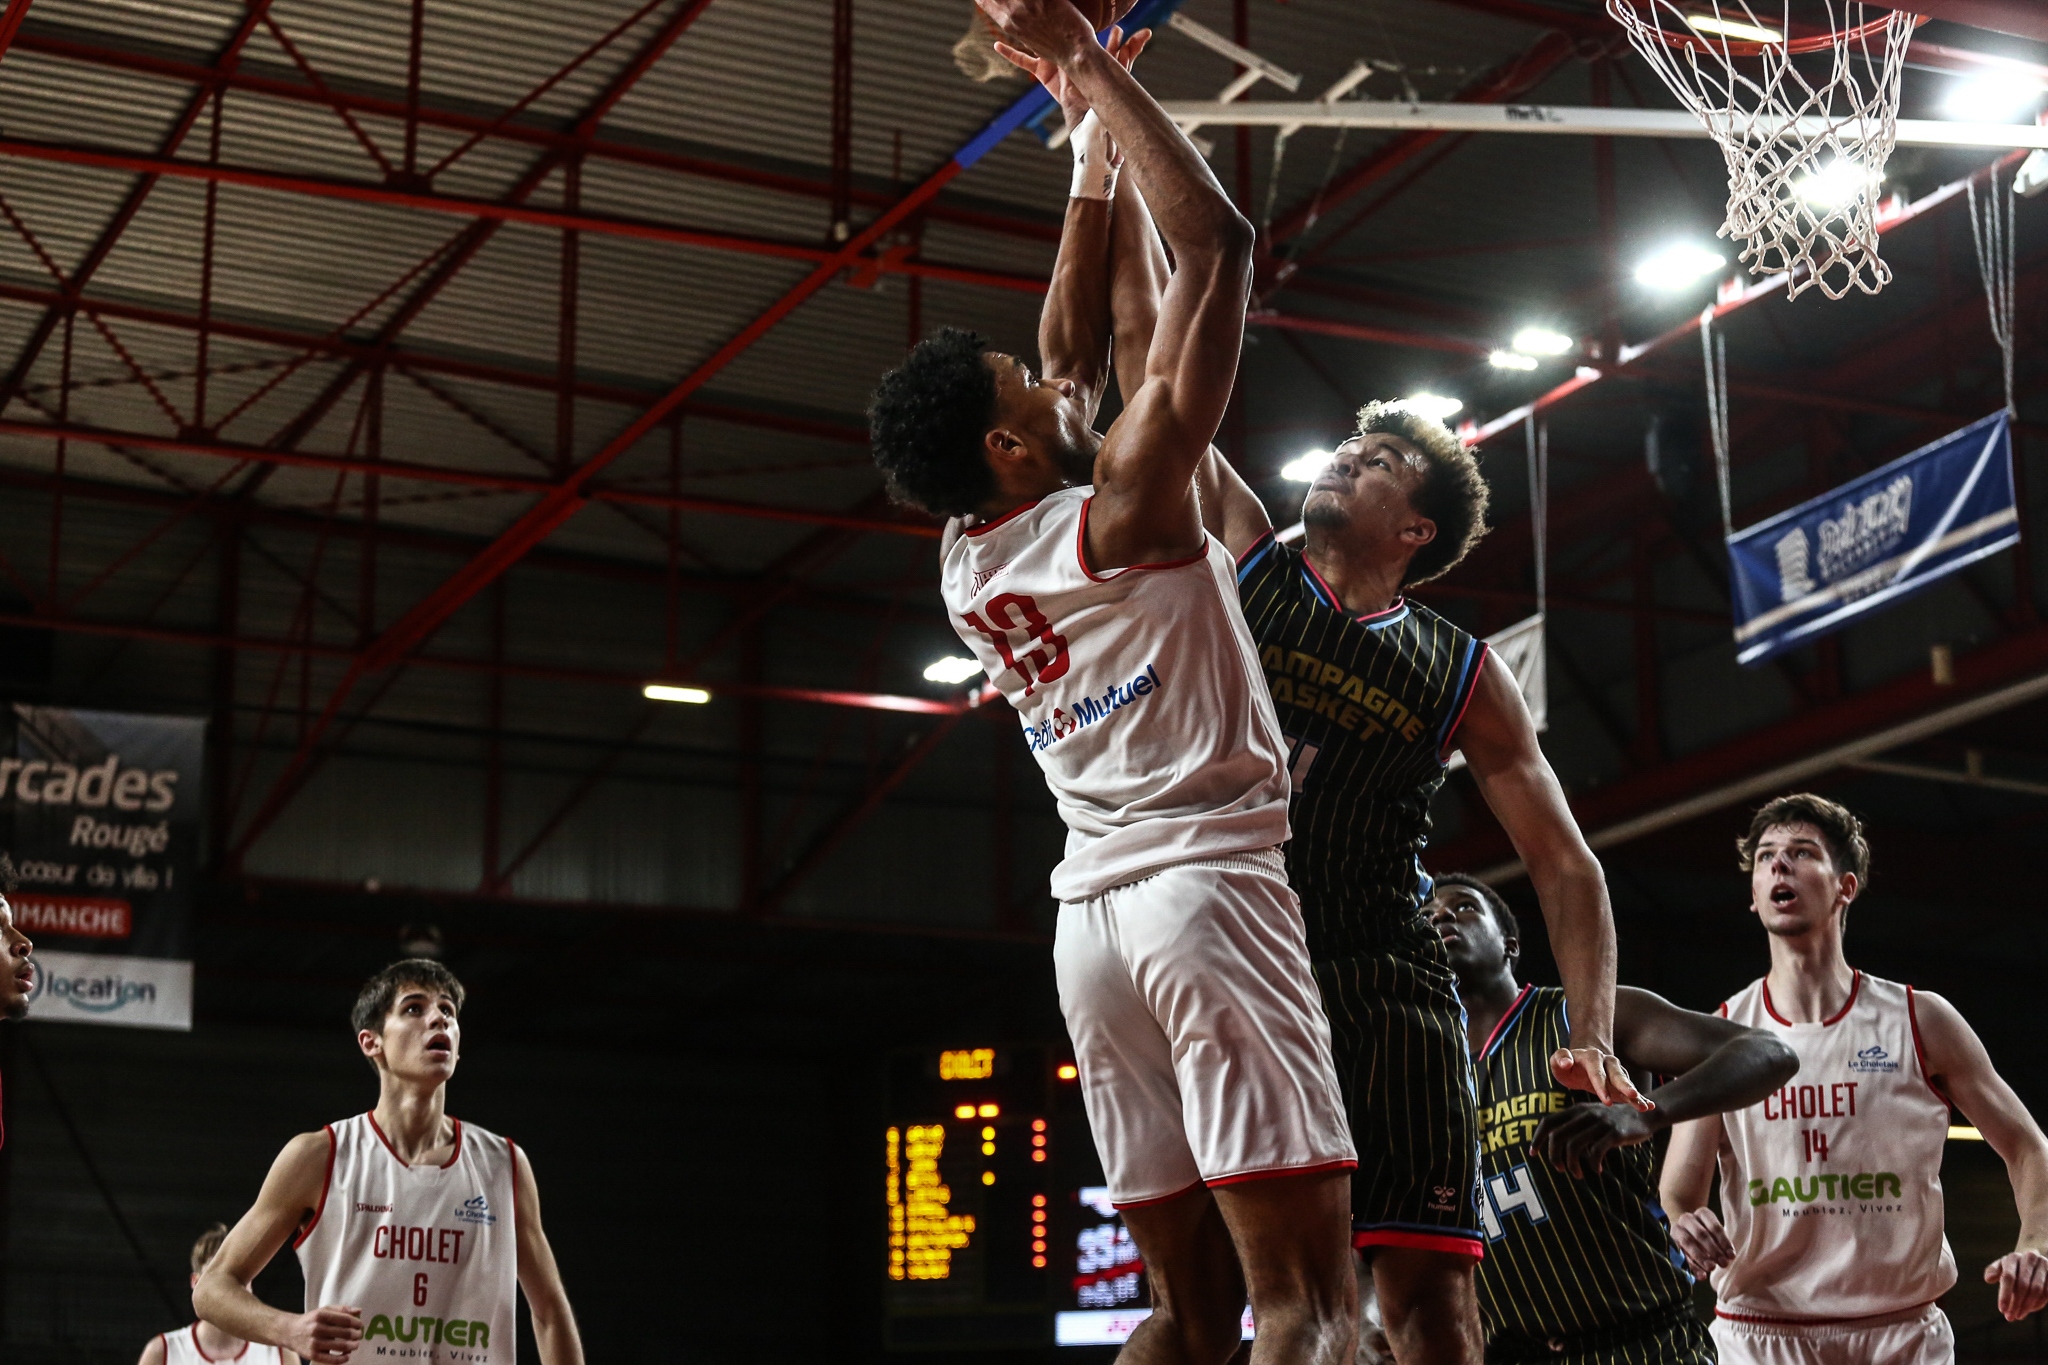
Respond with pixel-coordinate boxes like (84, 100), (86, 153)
(1152, 100), (2048, 150)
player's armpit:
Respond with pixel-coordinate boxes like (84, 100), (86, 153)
(1195, 445), (1272, 561)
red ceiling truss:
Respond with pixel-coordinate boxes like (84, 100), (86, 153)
(0, 0), (2038, 916)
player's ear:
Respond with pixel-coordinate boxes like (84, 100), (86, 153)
(358, 1026), (385, 1062)
(1502, 933), (1519, 966)
(1403, 515), (1437, 549)
(1837, 870), (1859, 908)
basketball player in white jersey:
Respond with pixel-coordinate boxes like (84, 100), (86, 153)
(1662, 793), (2048, 1364)
(141, 1223), (297, 1365)
(869, 5), (1358, 1363)
(194, 960), (584, 1365)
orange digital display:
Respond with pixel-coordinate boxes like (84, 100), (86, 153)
(940, 1047), (996, 1080)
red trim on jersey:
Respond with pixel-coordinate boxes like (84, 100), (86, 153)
(961, 497), (1042, 538)
(1906, 986), (1950, 1102)
(1236, 529), (1277, 568)
(1439, 641), (1491, 761)
(1299, 554), (1344, 609)
(365, 1111), (464, 1168)
(1111, 1178), (1207, 1211)
(1205, 1157), (1358, 1189)
(1353, 1228), (1486, 1260)
(1075, 496), (1210, 582)
(1477, 984), (1535, 1060)
(189, 1323), (252, 1362)
(507, 1136), (522, 1239)
(1717, 1001), (1729, 1018)
(293, 1126), (338, 1249)
(1761, 970), (1860, 1027)
(1715, 1300), (1936, 1328)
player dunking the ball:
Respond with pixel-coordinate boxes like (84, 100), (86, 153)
(1093, 193), (1632, 1361)
(868, 5), (1358, 1364)
(1429, 873), (1795, 1364)
(1662, 794), (2048, 1365)
(141, 1224), (297, 1365)
(194, 961), (584, 1365)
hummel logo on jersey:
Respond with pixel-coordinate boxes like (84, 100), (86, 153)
(970, 563), (1008, 594)
(1849, 1044), (1899, 1073)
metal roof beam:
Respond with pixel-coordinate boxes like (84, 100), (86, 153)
(0, 416), (939, 537)
(10, 23), (1063, 245)
(0, 279), (870, 445)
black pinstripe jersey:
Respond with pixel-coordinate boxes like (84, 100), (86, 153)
(1474, 986), (1693, 1344)
(1235, 533), (1486, 960)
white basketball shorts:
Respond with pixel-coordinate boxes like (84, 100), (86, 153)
(1711, 1304), (1953, 1365)
(1053, 847), (1357, 1207)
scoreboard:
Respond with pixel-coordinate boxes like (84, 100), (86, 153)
(883, 1044), (1164, 1350)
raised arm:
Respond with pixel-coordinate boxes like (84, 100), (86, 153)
(193, 1132), (366, 1364)
(1106, 174), (1270, 558)
(1533, 987), (1797, 1177)
(1915, 990), (2048, 1320)
(1014, 26), (1150, 419)
(1454, 653), (1631, 1107)
(511, 1145), (587, 1365)
(982, 0), (1253, 570)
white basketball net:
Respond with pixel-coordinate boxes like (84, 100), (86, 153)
(1606, 0), (1918, 299)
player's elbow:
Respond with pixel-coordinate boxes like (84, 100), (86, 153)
(1753, 1033), (1800, 1089)
(1176, 205), (1255, 273)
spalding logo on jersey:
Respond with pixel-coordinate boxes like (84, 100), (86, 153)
(453, 1195), (496, 1225)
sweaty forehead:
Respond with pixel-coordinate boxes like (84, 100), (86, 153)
(1345, 432), (1427, 470)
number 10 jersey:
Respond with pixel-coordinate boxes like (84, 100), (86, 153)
(940, 488), (1291, 902)
(295, 1113), (519, 1364)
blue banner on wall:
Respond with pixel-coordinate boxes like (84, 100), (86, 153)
(1728, 411), (2018, 666)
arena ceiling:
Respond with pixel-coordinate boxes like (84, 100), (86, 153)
(0, 0), (2044, 928)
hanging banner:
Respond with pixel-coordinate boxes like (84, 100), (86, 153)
(1728, 412), (2018, 667)
(4, 706), (204, 1030)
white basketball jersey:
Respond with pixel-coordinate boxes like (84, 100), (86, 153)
(940, 488), (1291, 902)
(296, 1113), (519, 1364)
(1712, 971), (1957, 1321)
(162, 1324), (286, 1365)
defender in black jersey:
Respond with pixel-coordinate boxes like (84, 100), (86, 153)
(1429, 874), (1795, 1364)
(1090, 202), (1640, 1363)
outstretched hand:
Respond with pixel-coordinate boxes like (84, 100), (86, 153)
(1552, 1045), (1651, 1110)
(1986, 1250), (2048, 1321)
(994, 23), (1150, 123)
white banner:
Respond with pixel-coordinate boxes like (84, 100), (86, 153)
(1447, 612), (1546, 772)
(23, 949), (194, 1031)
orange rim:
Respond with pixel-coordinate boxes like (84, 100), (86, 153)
(1615, 7), (1925, 58)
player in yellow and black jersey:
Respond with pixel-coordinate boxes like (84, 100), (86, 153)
(1074, 167), (1643, 1360)
(1429, 874), (1797, 1364)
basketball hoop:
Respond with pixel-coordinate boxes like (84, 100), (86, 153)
(1606, 1), (1925, 299)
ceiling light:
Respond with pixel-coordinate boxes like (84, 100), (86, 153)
(1397, 393), (1463, 423)
(644, 683), (712, 704)
(1281, 449), (1332, 482)
(1795, 158), (1880, 208)
(1489, 350), (1540, 371)
(1682, 12), (1783, 44)
(923, 656), (984, 685)
(1942, 73), (2047, 124)
(1634, 242), (1725, 291)
(1511, 326), (1574, 356)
